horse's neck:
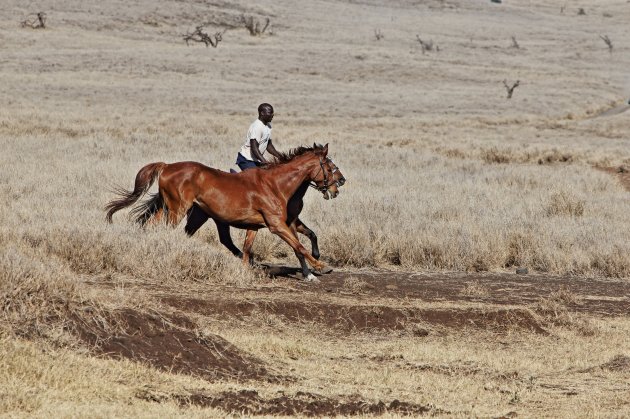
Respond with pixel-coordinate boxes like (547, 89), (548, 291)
(267, 156), (316, 200)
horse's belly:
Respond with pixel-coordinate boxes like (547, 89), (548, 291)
(196, 199), (264, 226)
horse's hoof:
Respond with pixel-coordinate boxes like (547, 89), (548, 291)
(315, 266), (333, 275)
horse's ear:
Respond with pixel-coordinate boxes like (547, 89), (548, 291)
(313, 142), (318, 149)
(323, 143), (328, 157)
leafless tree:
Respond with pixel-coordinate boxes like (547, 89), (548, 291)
(21, 12), (46, 29)
(183, 26), (226, 48)
(599, 34), (613, 53)
(511, 36), (520, 49)
(241, 15), (270, 36)
(503, 80), (520, 99)
(416, 35), (435, 54)
(374, 29), (384, 41)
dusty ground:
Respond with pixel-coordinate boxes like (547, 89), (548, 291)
(64, 268), (630, 417)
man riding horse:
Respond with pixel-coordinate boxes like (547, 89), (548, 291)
(105, 104), (345, 281)
(235, 103), (281, 170)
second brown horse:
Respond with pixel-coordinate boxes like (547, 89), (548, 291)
(106, 144), (339, 281)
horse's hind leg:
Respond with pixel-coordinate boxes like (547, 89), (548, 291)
(294, 218), (319, 260)
(162, 191), (192, 227)
(216, 221), (243, 258)
(242, 229), (257, 266)
(147, 207), (164, 226)
(185, 204), (209, 236)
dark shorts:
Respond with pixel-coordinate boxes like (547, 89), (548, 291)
(236, 153), (261, 171)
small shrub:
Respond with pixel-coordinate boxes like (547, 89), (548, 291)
(241, 15), (270, 36)
(545, 191), (585, 217)
(534, 291), (596, 336)
(482, 147), (512, 164)
(342, 276), (370, 294)
(460, 280), (489, 297)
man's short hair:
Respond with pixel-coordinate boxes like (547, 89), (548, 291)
(258, 103), (273, 113)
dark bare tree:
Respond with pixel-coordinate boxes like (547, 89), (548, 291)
(577, 8), (586, 15)
(416, 35), (435, 54)
(21, 12), (46, 29)
(183, 26), (226, 48)
(599, 34), (613, 53)
(503, 80), (520, 99)
(374, 29), (384, 41)
(241, 15), (270, 36)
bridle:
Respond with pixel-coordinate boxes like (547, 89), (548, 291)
(309, 157), (331, 193)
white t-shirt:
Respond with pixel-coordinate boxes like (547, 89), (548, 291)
(239, 119), (272, 161)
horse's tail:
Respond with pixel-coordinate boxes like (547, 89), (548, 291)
(129, 192), (165, 226)
(105, 162), (167, 223)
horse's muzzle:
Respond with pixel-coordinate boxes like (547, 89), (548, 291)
(323, 189), (339, 200)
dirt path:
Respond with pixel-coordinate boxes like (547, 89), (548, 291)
(259, 266), (630, 316)
(73, 268), (629, 416)
(596, 166), (630, 192)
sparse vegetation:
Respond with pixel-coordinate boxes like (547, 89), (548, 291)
(599, 34), (613, 53)
(416, 35), (437, 53)
(241, 15), (270, 36)
(545, 191), (585, 217)
(460, 280), (489, 297)
(20, 12), (46, 29)
(183, 26), (226, 48)
(503, 79), (520, 99)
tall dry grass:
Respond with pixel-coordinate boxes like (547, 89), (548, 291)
(1, 115), (629, 280)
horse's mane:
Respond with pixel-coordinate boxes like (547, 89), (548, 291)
(261, 144), (322, 169)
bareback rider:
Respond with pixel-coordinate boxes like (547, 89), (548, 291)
(235, 103), (282, 171)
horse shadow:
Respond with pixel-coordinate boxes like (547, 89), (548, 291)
(257, 263), (302, 279)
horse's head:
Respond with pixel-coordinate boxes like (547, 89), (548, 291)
(321, 156), (345, 199)
(310, 143), (345, 200)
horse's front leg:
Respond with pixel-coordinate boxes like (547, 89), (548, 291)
(265, 216), (327, 281)
(294, 218), (319, 260)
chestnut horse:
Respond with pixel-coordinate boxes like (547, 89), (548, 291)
(106, 144), (339, 280)
(183, 156), (345, 264)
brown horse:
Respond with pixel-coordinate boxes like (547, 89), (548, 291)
(106, 144), (339, 280)
(183, 156), (345, 265)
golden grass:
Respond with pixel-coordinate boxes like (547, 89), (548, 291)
(1, 0), (630, 416)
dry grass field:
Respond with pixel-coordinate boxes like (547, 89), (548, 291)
(2, 0), (630, 417)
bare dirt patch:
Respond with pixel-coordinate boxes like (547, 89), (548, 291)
(596, 166), (630, 192)
(292, 270), (630, 316)
(162, 296), (546, 334)
(598, 355), (630, 372)
(169, 389), (437, 417)
(71, 309), (279, 382)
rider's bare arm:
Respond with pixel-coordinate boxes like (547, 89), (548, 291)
(250, 138), (267, 163)
(266, 140), (282, 160)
